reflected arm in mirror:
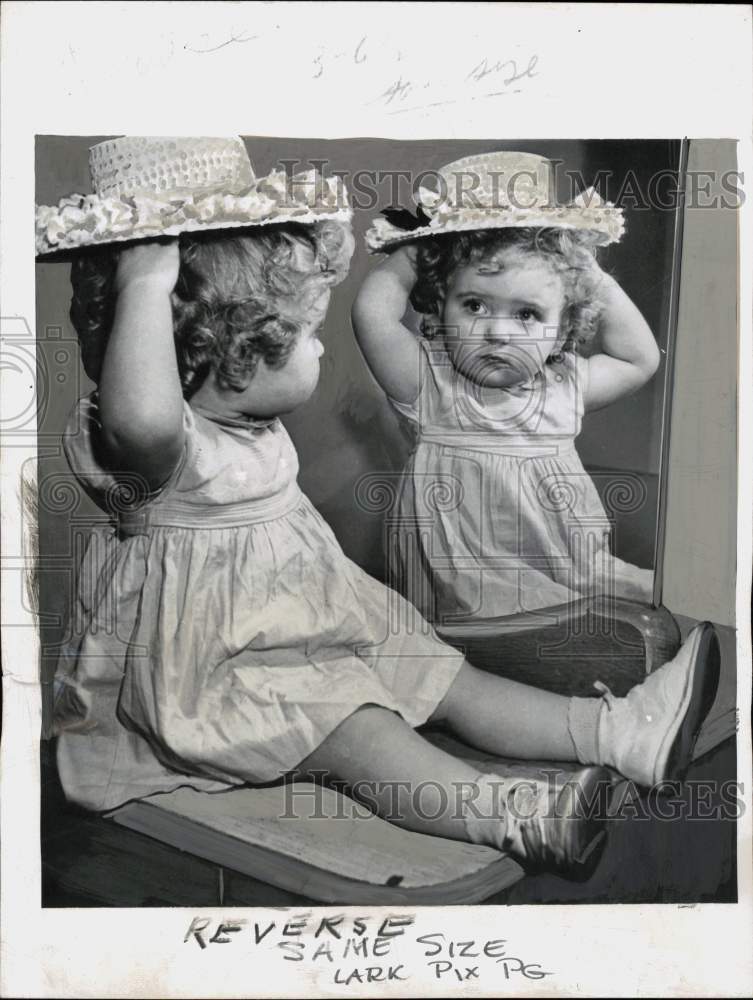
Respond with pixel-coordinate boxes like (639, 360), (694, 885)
(351, 245), (422, 405)
(583, 269), (661, 412)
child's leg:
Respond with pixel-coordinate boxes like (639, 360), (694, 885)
(299, 704), (608, 875)
(431, 663), (578, 760)
(299, 705), (479, 840)
(434, 623), (720, 788)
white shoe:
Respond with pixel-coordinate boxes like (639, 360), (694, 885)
(595, 622), (720, 786)
(465, 768), (610, 878)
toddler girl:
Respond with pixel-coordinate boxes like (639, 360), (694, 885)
(45, 138), (718, 880)
(354, 152), (658, 623)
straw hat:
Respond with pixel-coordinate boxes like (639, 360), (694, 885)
(365, 151), (624, 252)
(36, 136), (351, 257)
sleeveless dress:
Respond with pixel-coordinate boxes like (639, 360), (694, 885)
(389, 340), (653, 624)
(53, 394), (465, 812)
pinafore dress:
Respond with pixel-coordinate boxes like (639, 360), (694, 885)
(54, 395), (465, 812)
(388, 340), (653, 623)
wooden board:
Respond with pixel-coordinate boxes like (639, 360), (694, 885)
(111, 782), (524, 906)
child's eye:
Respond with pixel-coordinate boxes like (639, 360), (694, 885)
(516, 307), (541, 323)
(463, 298), (487, 315)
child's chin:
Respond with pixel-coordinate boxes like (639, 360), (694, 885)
(295, 381), (321, 409)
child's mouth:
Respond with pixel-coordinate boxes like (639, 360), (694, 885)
(480, 353), (513, 367)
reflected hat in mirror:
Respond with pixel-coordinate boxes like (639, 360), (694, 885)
(36, 136), (352, 257)
(365, 151), (625, 252)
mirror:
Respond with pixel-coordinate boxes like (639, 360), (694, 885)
(288, 140), (685, 621)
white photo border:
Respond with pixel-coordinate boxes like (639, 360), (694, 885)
(2, 3), (752, 997)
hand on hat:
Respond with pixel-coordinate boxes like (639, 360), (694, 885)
(114, 239), (180, 297)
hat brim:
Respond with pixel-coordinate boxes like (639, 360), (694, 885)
(36, 205), (353, 261)
(365, 207), (624, 253)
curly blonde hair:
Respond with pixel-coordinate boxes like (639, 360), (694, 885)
(69, 220), (354, 397)
(409, 227), (604, 357)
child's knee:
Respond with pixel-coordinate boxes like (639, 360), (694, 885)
(428, 660), (476, 724)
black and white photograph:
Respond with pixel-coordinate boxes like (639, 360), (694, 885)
(34, 134), (738, 908)
(2, 3), (752, 998)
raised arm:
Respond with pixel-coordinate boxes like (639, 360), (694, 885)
(351, 245), (422, 404)
(97, 241), (184, 491)
(583, 269), (661, 411)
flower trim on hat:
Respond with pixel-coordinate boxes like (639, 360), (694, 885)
(36, 170), (350, 255)
(365, 189), (625, 253)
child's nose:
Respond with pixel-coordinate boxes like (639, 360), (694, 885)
(482, 317), (514, 344)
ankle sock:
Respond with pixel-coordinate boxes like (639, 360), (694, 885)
(460, 772), (507, 851)
(567, 695), (603, 766)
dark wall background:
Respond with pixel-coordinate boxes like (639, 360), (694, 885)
(35, 137), (681, 689)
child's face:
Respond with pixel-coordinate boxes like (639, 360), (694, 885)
(440, 250), (566, 388)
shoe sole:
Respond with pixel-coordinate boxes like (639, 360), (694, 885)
(554, 766), (610, 881)
(660, 622), (721, 784)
